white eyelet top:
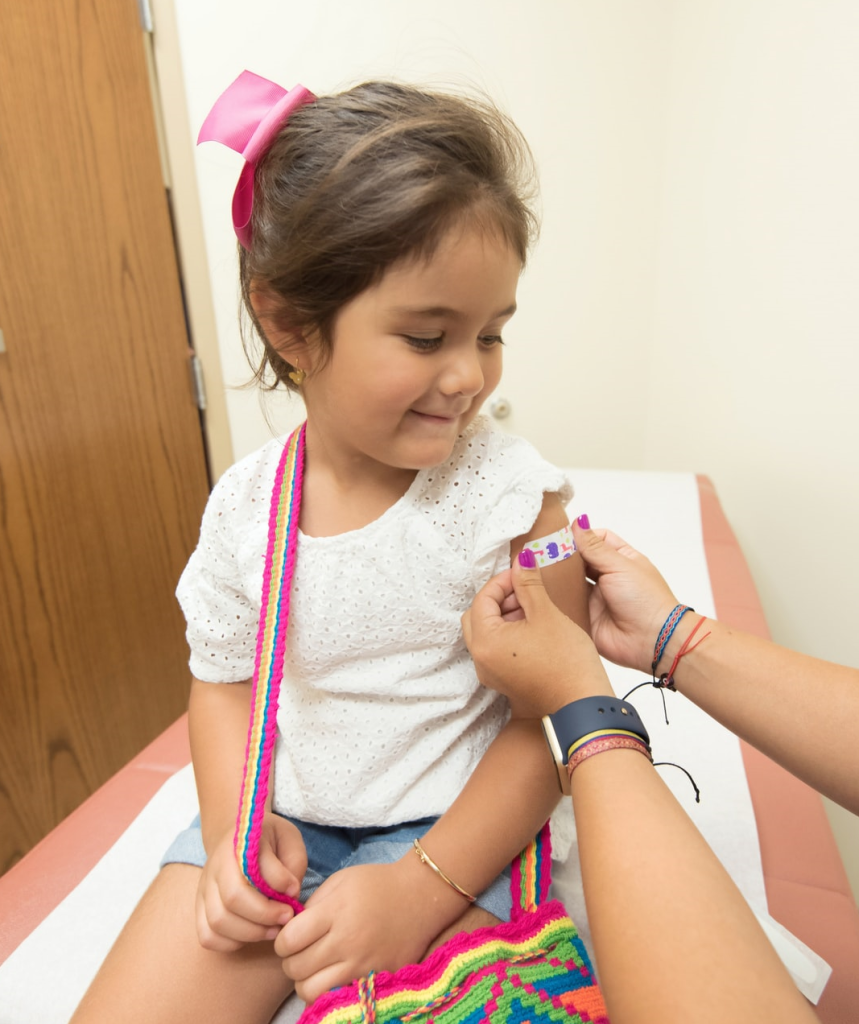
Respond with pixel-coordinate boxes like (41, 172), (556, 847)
(177, 416), (572, 826)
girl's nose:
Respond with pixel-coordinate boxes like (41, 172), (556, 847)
(440, 347), (485, 397)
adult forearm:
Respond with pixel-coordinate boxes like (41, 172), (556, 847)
(668, 619), (859, 813)
(188, 677), (255, 851)
(572, 748), (816, 1024)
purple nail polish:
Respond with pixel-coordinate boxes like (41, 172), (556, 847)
(577, 513), (590, 530)
(518, 548), (537, 568)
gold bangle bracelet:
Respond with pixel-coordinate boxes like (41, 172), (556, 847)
(412, 838), (476, 903)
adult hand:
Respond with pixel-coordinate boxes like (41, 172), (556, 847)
(572, 518), (679, 674)
(462, 553), (612, 717)
(195, 813), (307, 952)
(276, 860), (437, 1004)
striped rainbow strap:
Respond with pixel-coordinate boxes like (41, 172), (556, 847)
(234, 423), (306, 912)
(510, 820), (552, 915)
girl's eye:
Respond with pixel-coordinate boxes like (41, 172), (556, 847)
(479, 335), (505, 347)
(403, 335), (443, 352)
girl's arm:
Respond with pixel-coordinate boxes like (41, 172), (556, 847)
(516, 492), (590, 633)
(189, 677), (255, 853)
(277, 717), (560, 1002)
(189, 677), (306, 950)
(416, 491), (586, 899)
(276, 494), (585, 999)
(407, 492), (585, 923)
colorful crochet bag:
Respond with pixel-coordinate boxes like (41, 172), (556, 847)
(298, 823), (608, 1024)
(236, 423), (610, 1022)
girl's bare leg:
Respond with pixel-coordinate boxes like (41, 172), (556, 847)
(71, 864), (292, 1024)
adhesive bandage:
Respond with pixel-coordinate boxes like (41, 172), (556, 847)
(521, 524), (576, 568)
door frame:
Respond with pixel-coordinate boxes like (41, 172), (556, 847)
(147, 0), (234, 480)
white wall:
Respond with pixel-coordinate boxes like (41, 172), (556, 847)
(643, 0), (859, 894)
(165, 0), (858, 895)
(174, 0), (674, 466)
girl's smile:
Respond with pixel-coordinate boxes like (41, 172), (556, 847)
(299, 223), (521, 487)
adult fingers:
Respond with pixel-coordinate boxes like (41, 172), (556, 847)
(509, 551), (555, 619)
(461, 568), (512, 646)
(570, 517), (638, 578)
(573, 517), (677, 605)
(499, 588), (525, 621)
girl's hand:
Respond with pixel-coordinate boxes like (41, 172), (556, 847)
(462, 556), (612, 716)
(275, 860), (447, 1004)
(571, 519), (679, 674)
(195, 813), (307, 952)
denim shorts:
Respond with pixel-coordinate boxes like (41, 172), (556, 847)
(161, 814), (512, 921)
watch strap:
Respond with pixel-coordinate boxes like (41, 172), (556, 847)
(547, 696), (650, 764)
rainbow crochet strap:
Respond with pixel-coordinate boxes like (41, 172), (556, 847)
(233, 426), (608, 1024)
(510, 819), (552, 914)
(300, 824), (608, 1024)
(234, 423), (306, 911)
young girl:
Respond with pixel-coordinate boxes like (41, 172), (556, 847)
(71, 72), (588, 1024)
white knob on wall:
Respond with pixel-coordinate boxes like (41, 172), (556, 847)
(490, 397), (512, 420)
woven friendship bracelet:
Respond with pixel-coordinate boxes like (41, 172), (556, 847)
(413, 839), (477, 903)
(659, 614), (712, 689)
(651, 604), (694, 672)
(566, 727), (647, 761)
(567, 734), (652, 776)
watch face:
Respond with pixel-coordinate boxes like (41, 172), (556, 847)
(542, 715), (571, 795)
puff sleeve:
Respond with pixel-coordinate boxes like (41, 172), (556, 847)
(468, 426), (573, 585)
(175, 441), (278, 682)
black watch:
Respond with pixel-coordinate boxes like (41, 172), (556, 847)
(541, 696), (650, 794)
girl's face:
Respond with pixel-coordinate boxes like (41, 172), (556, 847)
(300, 223), (520, 477)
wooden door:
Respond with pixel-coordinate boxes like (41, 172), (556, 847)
(0, 0), (211, 872)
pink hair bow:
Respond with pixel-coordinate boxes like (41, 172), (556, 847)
(198, 71), (316, 249)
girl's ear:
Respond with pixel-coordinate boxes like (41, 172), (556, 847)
(249, 284), (308, 362)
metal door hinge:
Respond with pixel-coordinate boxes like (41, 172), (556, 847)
(137, 0), (154, 33)
(189, 353), (207, 411)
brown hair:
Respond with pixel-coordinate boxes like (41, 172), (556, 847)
(239, 81), (539, 391)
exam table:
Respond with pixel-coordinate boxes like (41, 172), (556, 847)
(1, 473), (857, 1022)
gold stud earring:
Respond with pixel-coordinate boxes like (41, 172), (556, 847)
(288, 367), (306, 387)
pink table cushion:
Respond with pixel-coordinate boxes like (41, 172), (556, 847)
(0, 717), (191, 964)
(698, 475), (859, 1021)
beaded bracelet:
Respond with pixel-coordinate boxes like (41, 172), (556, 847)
(413, 838), (476, 903)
